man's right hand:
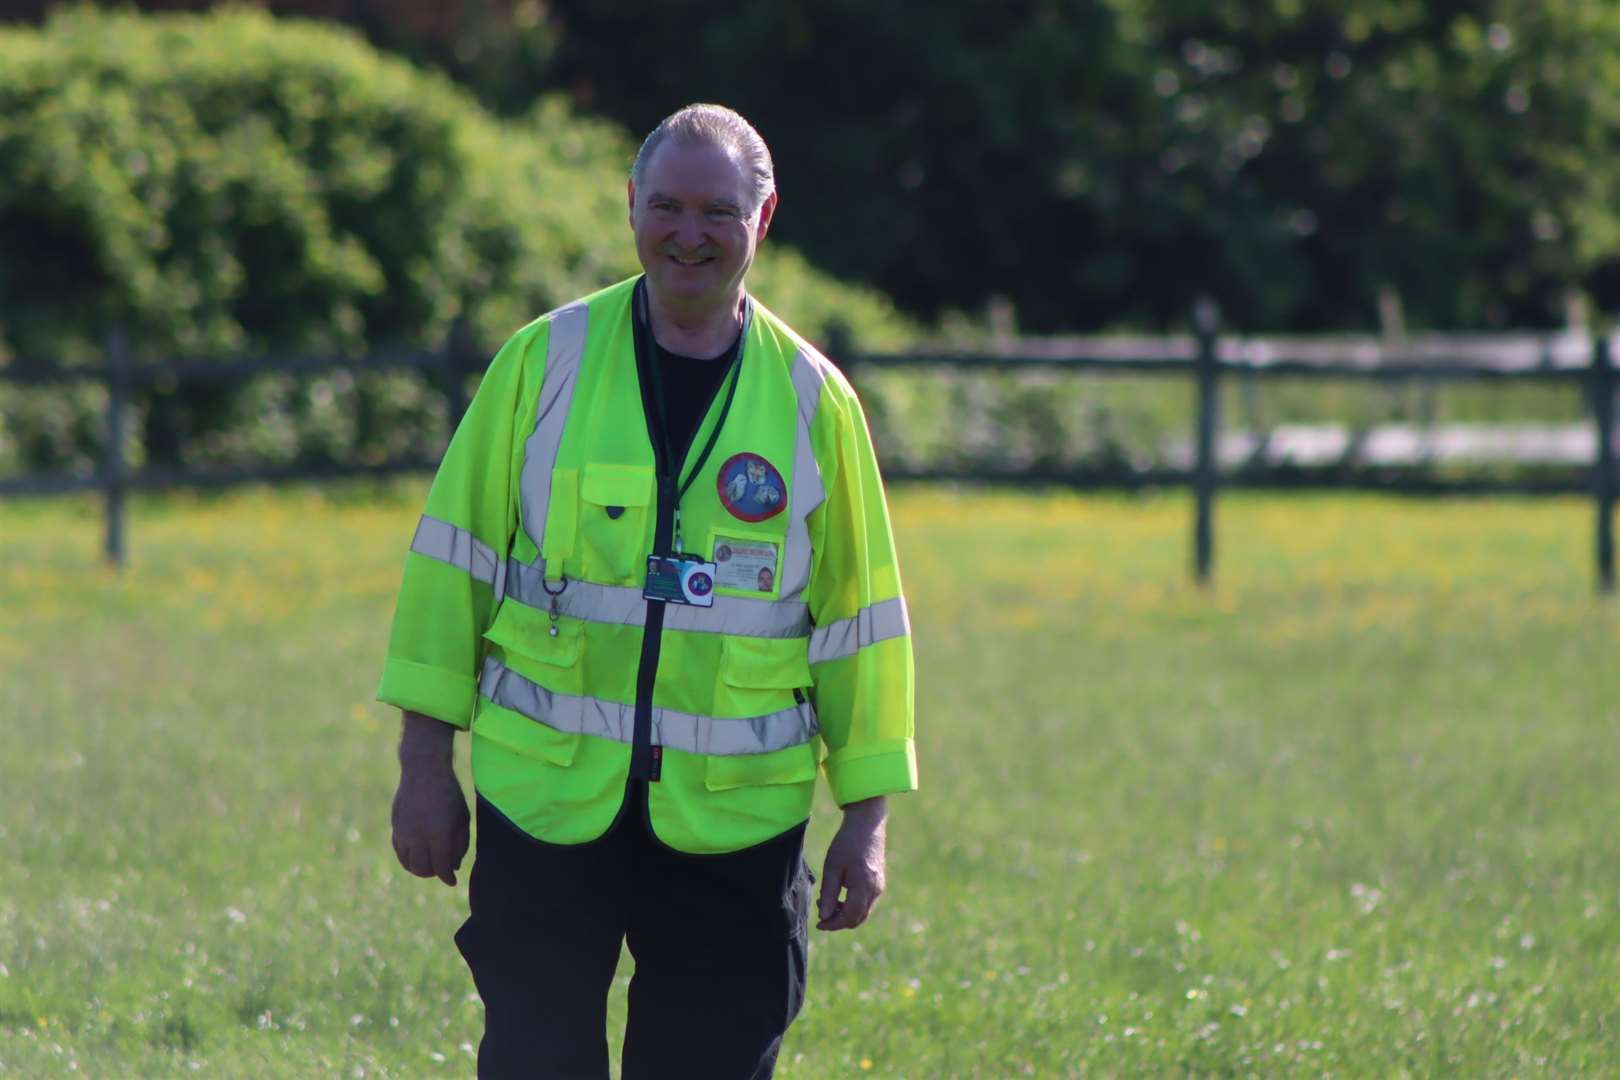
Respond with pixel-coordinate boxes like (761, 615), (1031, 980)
(390, 711), (470, 887)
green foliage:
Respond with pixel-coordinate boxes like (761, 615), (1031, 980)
(536, 0), (1620, 333)
(1103, 0), (1620, 332)
(3, 488), (1618, 1074)
(16, 3), (1620, 338)
(0, 7), (916, 473)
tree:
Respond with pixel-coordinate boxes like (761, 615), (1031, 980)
(539, 0), (1620, 332)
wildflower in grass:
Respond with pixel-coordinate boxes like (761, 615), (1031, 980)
(1350, 882), (1383, 914)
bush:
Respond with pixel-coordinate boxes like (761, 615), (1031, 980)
(0, 7), (916, 473)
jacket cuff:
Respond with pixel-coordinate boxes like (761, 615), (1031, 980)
(376, 658), (477, 731)
(823, 739), (918, 807)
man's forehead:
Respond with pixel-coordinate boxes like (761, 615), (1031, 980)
(640, 139), (749, 204)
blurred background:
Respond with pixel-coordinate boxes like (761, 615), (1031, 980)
(7, 0), (1620, 492)
(4, 3), (1620, 1077)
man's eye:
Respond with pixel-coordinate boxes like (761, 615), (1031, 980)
(707, 208), (738, 221)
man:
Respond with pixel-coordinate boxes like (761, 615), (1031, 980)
(378, 104), (916, 1079)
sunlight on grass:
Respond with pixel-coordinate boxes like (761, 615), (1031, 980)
(2, 485), (1616, 1077)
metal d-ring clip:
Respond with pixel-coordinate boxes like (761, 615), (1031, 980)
(541, 575), (567, 637)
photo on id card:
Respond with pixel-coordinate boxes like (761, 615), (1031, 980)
(711, 534), (780, 595)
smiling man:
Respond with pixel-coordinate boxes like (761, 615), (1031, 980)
(379, 104), (917, 1079)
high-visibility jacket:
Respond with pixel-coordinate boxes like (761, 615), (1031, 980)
(377, 275), (916, 854)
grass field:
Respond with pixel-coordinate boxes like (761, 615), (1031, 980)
(2, 485), (1617, 1078)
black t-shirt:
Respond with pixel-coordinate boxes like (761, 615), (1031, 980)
(653, 336), (739, 466)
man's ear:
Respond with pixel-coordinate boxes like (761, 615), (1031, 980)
(756, 190), (779, 241)
(626, 178), (636, 228)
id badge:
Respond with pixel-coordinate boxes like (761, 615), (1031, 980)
(643, 554), (717, 607)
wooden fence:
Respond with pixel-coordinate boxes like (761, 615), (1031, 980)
(2, 314), (1616, 590)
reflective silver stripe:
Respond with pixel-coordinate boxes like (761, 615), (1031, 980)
(808, 596), (910, 665)
(503, 558), (811, 638)
(781, 348), (829, 601)
(411, 515), (500, 587)
(519, 301), (589, 560)
(479, 656), (818, 755)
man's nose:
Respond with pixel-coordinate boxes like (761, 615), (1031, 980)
(672, 210), (707, 249)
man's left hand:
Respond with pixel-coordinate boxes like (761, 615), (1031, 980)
(817, 796), (887, 932)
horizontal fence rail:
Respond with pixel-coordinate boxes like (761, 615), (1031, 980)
(3, 318), (1616, 589)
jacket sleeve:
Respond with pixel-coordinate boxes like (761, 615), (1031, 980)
(805, 372), (917, 806)
(375, 327), (540, 729)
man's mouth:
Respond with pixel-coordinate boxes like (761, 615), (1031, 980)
(664, 251), (716, 267)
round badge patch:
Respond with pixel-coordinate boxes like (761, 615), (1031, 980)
(687, 571), (713, 597)
(717, 452), (786, 523)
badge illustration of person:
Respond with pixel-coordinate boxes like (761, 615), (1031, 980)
(717, 453), (786, 523)
(745, 459), (782, 509)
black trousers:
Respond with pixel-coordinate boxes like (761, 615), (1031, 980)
(455, 784), (811, 1080)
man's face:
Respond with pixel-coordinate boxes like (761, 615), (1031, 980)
(628, 139), (777, 311)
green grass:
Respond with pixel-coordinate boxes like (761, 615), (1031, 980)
(2, 485), (1617, 1077)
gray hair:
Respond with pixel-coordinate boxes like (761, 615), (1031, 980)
(630, 104), (776, 216)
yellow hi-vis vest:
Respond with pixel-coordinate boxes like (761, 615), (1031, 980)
(377, 275), (917, 854)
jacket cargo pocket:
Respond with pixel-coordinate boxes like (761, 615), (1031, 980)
(720, 636), (812, 691)
(475, 600), (584, 766)
(576, 463), (654, 584)
(707, 637), (818, 791)
(471, 699), (580, 767)
(704, 740), (819, 792)
(483, 599), (584, 670)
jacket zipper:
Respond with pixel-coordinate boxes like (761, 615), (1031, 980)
(629, 305), (675, 782)
(629, 471), (675, 782)
(626, 282), (741, 783)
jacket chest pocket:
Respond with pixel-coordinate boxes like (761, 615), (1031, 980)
(574, 463), (655, 584)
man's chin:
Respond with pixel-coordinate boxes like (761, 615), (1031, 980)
(647, 270), (735, 306)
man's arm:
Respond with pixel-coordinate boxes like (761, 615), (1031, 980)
(803, 363), (918, 932)
(376, 321), (545, 884)
(390, 710), (470, 887)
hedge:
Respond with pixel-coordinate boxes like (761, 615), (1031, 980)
(0, 7), (914, 473)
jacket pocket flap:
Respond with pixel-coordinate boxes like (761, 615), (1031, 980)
(483, 600), (584, 667)
(721, 636), (812, 690)
(581, 464), (654, 507)
(705, 742), (819, 792)
(472, 703), (579, 766)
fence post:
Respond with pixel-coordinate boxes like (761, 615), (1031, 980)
(1192, 299), (1221, 586)
(445, 316), (470, 431)
(1592, 332), (1616, 593)
(103, 327), (130, 569)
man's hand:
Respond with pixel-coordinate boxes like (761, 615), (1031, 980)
(817, 795), (887, 931)
(390, 711), (470, 887)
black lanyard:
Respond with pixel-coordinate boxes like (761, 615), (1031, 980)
(633, 278), (748, 548)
